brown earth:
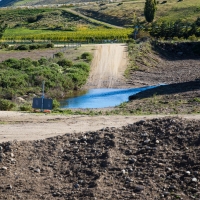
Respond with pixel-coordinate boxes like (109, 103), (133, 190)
(0, 116), (200, 199)
(0, 48), (59, 62)
(0, 42), (200, 199)
(84, 43), (128, 89)
(126, 42), (200, 87)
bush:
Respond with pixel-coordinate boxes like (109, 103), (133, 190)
(27, 16), (37, 23)
(57, 59), (73, 67)
(188, 35), (197, 41)
(0, 99), (16, 111)
(29, 44), (39, 50)
(85, 54), (93, 62)
(46, 43), (54, 48)
(73, 62), (90, 72)
(0, 43), (9, 49)
(19, 103), (32, 111)
(54, 52), (64, 58)
(16, 44), (29, 50)
(81, 52), (91, 59)
(38, 57), (48, 65)
(52, 99), (60, 110)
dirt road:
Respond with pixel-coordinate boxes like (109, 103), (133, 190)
(0, 111), (200, 143)
(85, 43), (129, 88)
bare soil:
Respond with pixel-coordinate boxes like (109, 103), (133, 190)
(0, 49), (58, 62)
(84, 43), (129, 89)
(126, 42), (200, 87)
(0, 42), (200, 199)
(0, 116), (200, 199)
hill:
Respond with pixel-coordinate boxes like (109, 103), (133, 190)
(75, 0), (200, 27)
(0, 0), (99, 7)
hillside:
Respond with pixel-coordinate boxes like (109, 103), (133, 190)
(0, 0), (99, 7)
(75, 0), (200, 27)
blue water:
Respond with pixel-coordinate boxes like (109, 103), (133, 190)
(60, 85), (157, 109)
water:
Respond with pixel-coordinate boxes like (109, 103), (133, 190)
(60, 85), (157, 109)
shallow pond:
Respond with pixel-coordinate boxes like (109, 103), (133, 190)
(60, 86), (156, 109)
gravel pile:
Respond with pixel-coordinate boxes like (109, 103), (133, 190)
(0, 117), (200, 200)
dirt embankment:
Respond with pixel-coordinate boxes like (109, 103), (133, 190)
(126, 42), (200, 87)
(0, 117), (200, 199)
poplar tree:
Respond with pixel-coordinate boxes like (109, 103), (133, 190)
(144, 0), (157, 23)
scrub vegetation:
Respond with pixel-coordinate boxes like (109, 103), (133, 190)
(0, 52), (92, 111)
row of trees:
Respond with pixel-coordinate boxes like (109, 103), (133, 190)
(0, 21), (7, 39)
(139, 0), (200, 39)
(149, 18), (200, 39)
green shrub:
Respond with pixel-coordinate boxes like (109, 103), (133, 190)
(73, 62), (90, 72)
(19, 103), (32, 111)
(16, 44), (29, 50)
(54, 52), (64, 58)
(52, 99), (60, 110)
(81, 52), (92, 59)
(0, 99), (16, 111)
(0, 43), (9, 49)
(29, 44), (39, 50)
(27, 16), (37, 23)
(46, 43), (54, 48)
(188, 35), (197, 41)
(57, 59), (73, 67)
(86, 54), (93, 62)
(38, 57), (48, 65)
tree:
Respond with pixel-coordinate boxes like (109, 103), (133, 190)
(0, 20), (7, 39)
(144, 0), (157, 23)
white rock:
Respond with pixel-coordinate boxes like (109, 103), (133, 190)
(144, 139), (150, 143)
(1, 166), (7, 170)
(10, 153), (14, 158)
(192, 178), (197, 182)
(186, 171), (190, 175)
(34, 168), (40, 173)
(122, 169), (126, 174)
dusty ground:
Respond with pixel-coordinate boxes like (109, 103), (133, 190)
(0, 111), (200, 143)
(84, 43), (129, 88)
(0, 42), (200, 199)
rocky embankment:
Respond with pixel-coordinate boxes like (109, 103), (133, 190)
(0, 117), (200, 199)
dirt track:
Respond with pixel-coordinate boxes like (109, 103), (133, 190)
(85, 43), (128, 88)
(0, 111), (200, 143)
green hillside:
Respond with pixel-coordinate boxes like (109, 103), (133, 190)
(75, 0), (200, 27)
(0, 0), (99, 7)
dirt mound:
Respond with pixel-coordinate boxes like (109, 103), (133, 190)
(0, 117), (200, 199)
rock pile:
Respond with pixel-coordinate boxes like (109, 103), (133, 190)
(0, 117), (200, 199)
